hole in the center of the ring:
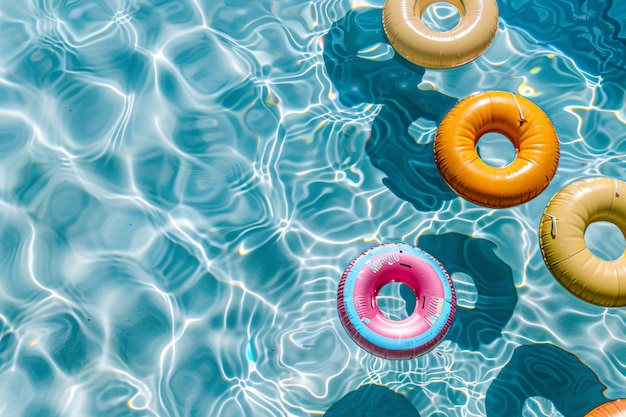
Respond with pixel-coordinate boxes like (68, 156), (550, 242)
(585, 221), (626, 261)
(422, 2), (461, 32)
(477, 132), (517, 167)
(377, 282), (416, 320)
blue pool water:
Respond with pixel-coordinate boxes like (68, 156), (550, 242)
(0, 0), (626, 416)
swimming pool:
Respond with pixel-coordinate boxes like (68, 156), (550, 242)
(0, 0), (625, 415)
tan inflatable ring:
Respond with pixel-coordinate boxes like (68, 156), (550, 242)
(434, 91), (560, 208)
(539, 177), (626, 307)
(585, 399), (626, 416)
(382, 0), (499, 69)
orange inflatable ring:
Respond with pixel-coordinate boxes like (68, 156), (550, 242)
(539, 177), (626, 307)
(382, 0), (499, 69)
(585, 399), (626, 416)
(434, 91), (560, 208)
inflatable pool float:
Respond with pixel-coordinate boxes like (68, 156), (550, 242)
(382, 0), (499, 69)
(539, 177), (626, 307)
(434, 91), (560, 208)
(585, 399), (626, 416)
(337, 243), (456, 359)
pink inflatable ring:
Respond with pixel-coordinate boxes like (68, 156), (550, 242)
(337, 243), (456, 359)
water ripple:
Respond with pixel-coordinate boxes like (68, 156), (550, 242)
(1, 0), (626, 416)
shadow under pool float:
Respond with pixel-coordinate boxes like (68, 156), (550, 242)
(382, 0), (499, 69)
(539, 177), (626, 307)
(337, 243), (456, 359)
(434, 91), (560, 208)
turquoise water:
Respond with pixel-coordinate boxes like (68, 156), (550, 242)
(0, 0), (626, 416)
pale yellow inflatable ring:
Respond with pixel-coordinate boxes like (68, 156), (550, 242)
(539, 177), (626, 307)
(382, 0), (499, 69)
